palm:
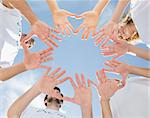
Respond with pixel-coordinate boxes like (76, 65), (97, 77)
(24, 52), (41, 70)
(98, 79), (119, 99)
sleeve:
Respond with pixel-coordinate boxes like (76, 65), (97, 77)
(110, 98), (118, 118)
(21, 107), (38, 118)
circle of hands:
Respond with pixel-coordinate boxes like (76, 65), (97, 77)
(21, 9), (131, 105)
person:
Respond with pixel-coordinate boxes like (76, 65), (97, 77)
(7, 67), (68, 118)
(0, 41), (53, 81)
(94, 0), (150, 47)
(74, 0), (109, 40)
(90, 69), (150, 118)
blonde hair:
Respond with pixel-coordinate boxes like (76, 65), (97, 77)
(119, 13), (140, 43)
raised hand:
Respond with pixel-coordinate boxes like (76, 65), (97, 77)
(90, 69), (123, 100)
(74, 11), (99, 40)
(21, 20), (62, 49)
(35, 67), (68, 98)
(63, 73), (92, 106)
(101, 38), (131, 58)
(23, 42), (53, 70)
(53, 9), (76, 36)
(94, 20), (118, 47)
(105, 59), (129, 85)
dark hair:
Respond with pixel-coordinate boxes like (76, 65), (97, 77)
(44, 87), (63, 107)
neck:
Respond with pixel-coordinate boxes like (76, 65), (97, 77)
(47, 103), (59, 111)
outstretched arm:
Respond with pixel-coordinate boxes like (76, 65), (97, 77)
(8, 67), (67, 117)
(0, 63), (26, 81)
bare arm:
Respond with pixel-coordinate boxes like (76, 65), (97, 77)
(101, 100), (112, 118)
(0, 63), (26, 81)
(8, 0), (38, 25)
(129, 45), (150, 61)
(128, 65), (150, 78)
(93, 0), (109, 15)
(46, 0), (59, 14)
(7, 84), (40, 118)
(111, 0), (130, 23)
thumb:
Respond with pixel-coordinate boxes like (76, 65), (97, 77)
(66, 11), (76, 17)
(21, 32), (34, 45)
(22, 42), (29, 55)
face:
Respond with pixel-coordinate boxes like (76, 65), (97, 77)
(21, 34), (34, 48)
(117, 23), (137, 40)
(46, 89), (63, 107)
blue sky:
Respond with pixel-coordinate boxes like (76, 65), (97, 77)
(0, 0), (149, 118)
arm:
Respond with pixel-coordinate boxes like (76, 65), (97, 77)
(0, 63), (26, 81)
(7, 84), (40, 117)
(8, 67), (67, 117)
(101, 100), (112, 118)
(46, 0), (59, 14)
(128, 65), (150, 78)
(93, 0), (109, 15)
(111, 0), (130, 23)
(129, 45), (150, 61)
(8, 0), (38, 25)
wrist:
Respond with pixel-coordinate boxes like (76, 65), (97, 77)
(20, 62), (27, 71)
(101, 97), (110, 102)
(128, 44), (134, 52)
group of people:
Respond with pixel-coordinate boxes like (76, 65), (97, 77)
(0, 0), (149, 118)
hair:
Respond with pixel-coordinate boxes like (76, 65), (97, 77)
(119, 13), (140, 43)
(44, 87), (64, 107)
(22, 34), (35, 48)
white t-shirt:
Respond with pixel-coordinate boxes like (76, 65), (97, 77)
(21, 107), (66, 118)
(130, 0), (150, 48)
(0, 1), (22, 67)
(110, 77), (150, 118)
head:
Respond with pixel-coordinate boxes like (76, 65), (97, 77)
(117, 13), (139, 42)
(21, 34), (35, 48)
(44, 87), (64, 110)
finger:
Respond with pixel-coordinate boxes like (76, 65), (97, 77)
(74, 24), (86, 34)
(50, 67), (61, 76)
(22, 42), (29, 55)
(44, 40), (54, 49)
(121, 72), (128, 86)
(91, 27), (96, 38)
(56, 77), (71, 85)
(66, 11), (76, 17)
(40, 57), (54, 63)
(107, 60), (118, 67)
(41, 66), (51, 75)
(113, 53), (123, 59)
(69, 77), (77, 89)
(105, 61), (116, 68)
(88, 79), (98, 88)
(62, 96), (76, 103)
(100, 38), (110, 48)
(59, 25), (66, 35)
(40, 51), (53, 58)
(96, 71), (102, 83)
(54, 70), (66, 80)
(99, 69), (107, 83)
(66, 22), (74, 32)
(75, 73), (82, 87)
(85, 29), (90, 40)
(81, 73), (86, 87)
(50, 33), (62, 42)
(21, 32), (34, 44)
(47, 37), (58, 47)
(81, 28), (88, 40)
(63, 24), (71, 35)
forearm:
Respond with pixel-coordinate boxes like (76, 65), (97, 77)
(81, 104), (93, 118)
(93, 0), (109, 15)
(129, 45), (150, 61)
(0, 62), (26, 81)
(112, 0), (130, 23)
(101, 99), (112, 118)
(8, 84), (40, 117)
(8, 0), (38, 25)
(128, 65), (150, 78)
(46, 0), (59, 14)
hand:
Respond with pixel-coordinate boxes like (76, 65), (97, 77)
(75, 11), (99, 40)
(105, 59), (129, 85)
(53, 9), (76, 36)
(23, 42), (53, 70)
(90, 69), (123, 100)
(94, 20), (118, 47)
(21, 20), (62, 49)
(63, 73), (92, 106)
(101, 38), (131, 58)
(35, 67), (68, 98)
